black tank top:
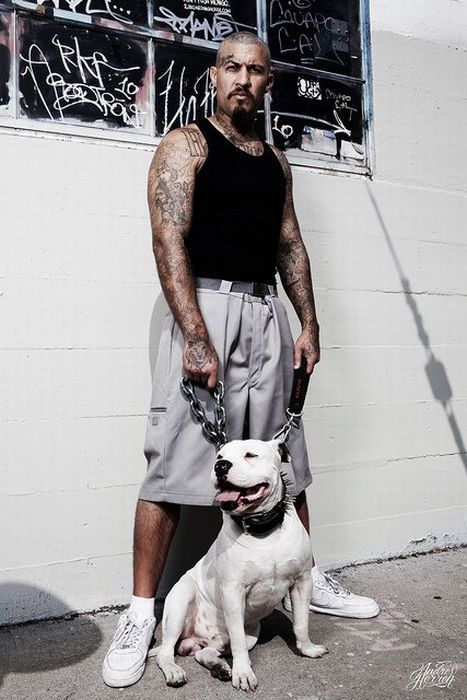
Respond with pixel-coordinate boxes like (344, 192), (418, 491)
(186, 117), (286, 284)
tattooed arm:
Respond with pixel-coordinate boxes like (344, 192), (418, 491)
(272, 146), (320, 374)
(148, 126), (218, 388)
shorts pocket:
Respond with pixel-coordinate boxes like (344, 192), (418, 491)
(143, 406), (168, 484)
(149, 406), (167, 426)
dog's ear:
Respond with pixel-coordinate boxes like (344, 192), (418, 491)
(272, 440), (291, 463)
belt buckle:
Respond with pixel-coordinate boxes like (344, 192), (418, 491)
(252, 282), (267, 297)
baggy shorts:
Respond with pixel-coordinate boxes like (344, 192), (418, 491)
(138, 285), (312, 505)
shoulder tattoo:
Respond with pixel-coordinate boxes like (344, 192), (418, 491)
(181, 128), (208, 158)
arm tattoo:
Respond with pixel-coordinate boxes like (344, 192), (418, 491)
(182, 128), (208, 158)
(148, 127), (210, 341)
(273, 147), (319, 331)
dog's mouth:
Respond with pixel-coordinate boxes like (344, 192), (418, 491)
(214, 480), (270, 511)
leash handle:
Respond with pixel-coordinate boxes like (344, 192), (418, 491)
(289, 356), (311, 414)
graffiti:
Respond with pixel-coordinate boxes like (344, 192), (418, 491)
(272, 114), (293, 139)
(157, 57), (216, 133)
(35, 1), (146, 26)
(154, 6), (250, 41)
(19, 24), (147, 128)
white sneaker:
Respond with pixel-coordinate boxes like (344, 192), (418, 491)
(102, 610), (156, 688)
(282, 568), (380, 619)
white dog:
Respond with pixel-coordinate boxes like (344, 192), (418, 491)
(152, 438), (328, 692)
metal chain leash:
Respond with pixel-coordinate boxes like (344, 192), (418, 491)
(180, 375), (302, 449)
(272, 409), (302, 444)
(180, 376), (227, 450)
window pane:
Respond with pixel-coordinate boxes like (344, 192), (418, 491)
(34, 1), (149, 27)
(270, 70), (365, 163)
(155, 43), (216, 134)
(18, 17), (151, 131)
(153, 0), (257, 42)
(266, 0), (362, 79)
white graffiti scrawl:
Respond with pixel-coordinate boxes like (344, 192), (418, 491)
(19, 28), (147, 128)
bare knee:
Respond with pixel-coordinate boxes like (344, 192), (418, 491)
(136, 499), (181, 525)
(133, 499), (180, 551)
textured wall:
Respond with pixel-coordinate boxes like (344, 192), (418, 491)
(1, 1), (466, 624)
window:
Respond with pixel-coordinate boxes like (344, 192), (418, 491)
(0, 1), (373, 175)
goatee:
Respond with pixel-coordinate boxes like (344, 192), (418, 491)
(231, 105), (255, 134)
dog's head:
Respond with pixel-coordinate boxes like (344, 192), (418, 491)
(212, 438), (290, 515)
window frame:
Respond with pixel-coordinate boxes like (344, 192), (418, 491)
(0, 0), (374, 177)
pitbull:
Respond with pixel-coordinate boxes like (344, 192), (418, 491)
(152, 438), (328, 692)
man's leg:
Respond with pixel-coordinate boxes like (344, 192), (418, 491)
(289, 490), (379, 619)
(293, 490), (315, 566)
(102, 499), (180, 688)
(133, 499), (180, 597)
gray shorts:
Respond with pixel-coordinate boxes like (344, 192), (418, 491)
(138, 284), (312, 505)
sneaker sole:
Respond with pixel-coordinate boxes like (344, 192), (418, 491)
(282, 598), (380, 619)
(102, 663), (145, 688)
(308, 602), (380, 618)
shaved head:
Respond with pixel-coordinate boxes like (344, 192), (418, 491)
(216, 32), (272, 71)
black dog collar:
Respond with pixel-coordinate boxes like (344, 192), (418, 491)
(231, 477), (289, 535)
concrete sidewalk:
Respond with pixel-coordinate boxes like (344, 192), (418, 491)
(0, 549), (465, 700)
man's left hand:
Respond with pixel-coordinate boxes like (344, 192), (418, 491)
(293, 323), (320, 374)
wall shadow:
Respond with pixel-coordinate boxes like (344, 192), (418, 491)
(366, 184), (466, 473)
(0, 584), (102, 689)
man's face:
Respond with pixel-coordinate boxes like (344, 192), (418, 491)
(210, 42), (273, 127)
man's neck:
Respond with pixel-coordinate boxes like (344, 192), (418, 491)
(212, 111), (264, 157)
(214, 110), (257, 142)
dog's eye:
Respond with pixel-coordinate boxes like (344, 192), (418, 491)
(245, 452), (258, 459)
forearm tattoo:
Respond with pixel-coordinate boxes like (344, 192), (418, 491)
(148, 127), (209, 341)
(273, 147), (318, 331)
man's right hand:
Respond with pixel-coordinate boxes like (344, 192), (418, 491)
(183, 336), (219, 390)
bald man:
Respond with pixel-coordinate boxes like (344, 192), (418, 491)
(102, 32), (379, 689)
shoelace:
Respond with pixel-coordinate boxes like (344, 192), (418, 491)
(321, 571), (352, 597)
(115, 615), (148, 650)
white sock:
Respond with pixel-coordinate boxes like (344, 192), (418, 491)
(129, 595), (155, 622)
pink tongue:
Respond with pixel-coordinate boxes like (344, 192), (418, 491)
(253, 485), (267, 500)
(215, 489), (241, 503)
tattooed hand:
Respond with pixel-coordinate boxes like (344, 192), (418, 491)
(183, 336), (219, 389)
(293, 322), (320, 374)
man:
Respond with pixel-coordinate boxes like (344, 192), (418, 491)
(102, 31), (379, 689)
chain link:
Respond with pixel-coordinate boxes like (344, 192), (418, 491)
(180, 377), (301, 449)
(272, 408), (302, 444)
(180, 376), (227, 450)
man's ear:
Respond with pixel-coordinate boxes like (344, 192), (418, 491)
(272, 439), (291, 463)
(210, 65), (218, 88)
(266, 71), (274, 94)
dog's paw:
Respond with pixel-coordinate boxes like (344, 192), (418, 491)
(210, 660), (232, 681)
(298, 642), (328, 658)
(162, 662), (188, 687)
(232, 664), (258, 692)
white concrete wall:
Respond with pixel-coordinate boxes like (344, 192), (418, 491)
(1, 1), (466, 625)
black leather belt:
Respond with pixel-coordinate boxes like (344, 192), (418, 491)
(196, 277), (277, 297)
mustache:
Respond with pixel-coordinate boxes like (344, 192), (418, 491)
(228, 89), (253, 99)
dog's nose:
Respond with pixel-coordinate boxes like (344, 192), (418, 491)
(214, 459), (232, 479)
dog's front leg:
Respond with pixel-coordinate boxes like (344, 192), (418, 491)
(222, 584), (258, 692)
(289, 574), (328, 659)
